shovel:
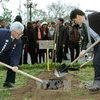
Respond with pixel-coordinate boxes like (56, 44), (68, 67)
(79, 57), (93, 69)
(54, 39), (100, 78)
(0, 62), (64, 90)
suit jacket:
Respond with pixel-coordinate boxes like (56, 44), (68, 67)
(82, 12), (100, 50)
(56, 25), (67, 53)
(88, 12), (100, 35)
(0, 28), (22, 66)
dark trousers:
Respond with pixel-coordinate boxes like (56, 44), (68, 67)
(56, 46), (63, 63)
(28, 46), (37, 64)
(63, 45), (69, 59)
(19, 44), (28, 65)
(36, 48), (42, 63)
(93, 43), (100, 81)
(69, 42), (80, 62)
(0, 54), (16, 83)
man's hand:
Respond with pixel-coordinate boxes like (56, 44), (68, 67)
(12, 66), (18, 72)
(79, 50), (86, 58)
(62, 44), (65, 48)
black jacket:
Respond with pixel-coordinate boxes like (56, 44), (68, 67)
(82, 12), (100, 50)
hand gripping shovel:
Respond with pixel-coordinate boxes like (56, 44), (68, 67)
(54, 39), (100, 78)
(0, 62), (64, 90)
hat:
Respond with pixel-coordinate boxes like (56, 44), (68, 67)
(41, 21), (48, 26)
(0, 16), (5, 22)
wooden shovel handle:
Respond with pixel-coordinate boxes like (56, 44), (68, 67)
(71, 39), (100, 65)
(0, 62), (43, 83)
(80, 58), (93, 68)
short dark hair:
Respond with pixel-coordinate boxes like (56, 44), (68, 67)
(36, 20), (40, 24)
(14, 15), (22, 23)
(70, 9), (85, 20)
(32, 21), (36, 24)
(58, 18), (64, 24)
(51, 22), (56, 25)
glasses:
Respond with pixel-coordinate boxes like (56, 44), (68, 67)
(14, 31), (23, 37)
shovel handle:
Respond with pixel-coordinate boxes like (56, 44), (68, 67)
(80, 58), (93, 68)
(0, 62), (43, 83)
(71, 39), (100, 65)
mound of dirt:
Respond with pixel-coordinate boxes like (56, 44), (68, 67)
(7, 71), (100, 100)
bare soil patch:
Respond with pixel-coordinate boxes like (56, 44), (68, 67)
(8, 71), (100, 100)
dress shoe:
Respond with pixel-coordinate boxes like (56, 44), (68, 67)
(3, 82), (14, 88)
(85, 81), (100, 93)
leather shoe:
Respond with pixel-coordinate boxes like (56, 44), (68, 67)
(3, 82), (14, 88)
(86, 84), (100, 93)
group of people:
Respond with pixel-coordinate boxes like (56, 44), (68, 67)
(21, 17), (81, 64)
(0, 8), (100, 93)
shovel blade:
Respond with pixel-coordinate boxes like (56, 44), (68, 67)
(54, 63), (69, 78)
(54, 69), (68, 78)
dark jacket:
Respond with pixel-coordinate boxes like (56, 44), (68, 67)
(88, 12), (100, 35)
(82, 12), (100, 50)
(0, 28), (22, 66)
(56, 25), (67, 53)
(27, 27), (37, 49)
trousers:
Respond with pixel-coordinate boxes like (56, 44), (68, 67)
(0, 53), (16, 83)
(93, 42), (100, 81)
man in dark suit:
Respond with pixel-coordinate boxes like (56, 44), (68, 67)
(56, 18), (68, 63)
(70, 9), (100, 93)
(0, 21), (24, 88)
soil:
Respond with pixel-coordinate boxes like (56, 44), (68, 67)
(7, 71), (100, 100)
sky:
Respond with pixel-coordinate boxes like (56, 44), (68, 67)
(0, 0), (100, 18)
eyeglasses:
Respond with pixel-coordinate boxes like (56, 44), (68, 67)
(14, 31), (23, 37)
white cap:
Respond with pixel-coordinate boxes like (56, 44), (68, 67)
(10, 21), (24, 34)
(41, 21), (48, 26)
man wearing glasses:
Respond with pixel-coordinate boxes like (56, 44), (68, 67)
(0, 21), (24, 88)
(70, 9), (100, 93)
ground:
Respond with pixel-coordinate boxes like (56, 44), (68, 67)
(5, 71), (100, 100)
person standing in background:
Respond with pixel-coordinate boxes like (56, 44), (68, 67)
(0, 16), (6, 28)
(56, 18), (67, 63)
(14, 15), (28, 65)
(35, 20), (43, 63)
(27, 22), (37, 64)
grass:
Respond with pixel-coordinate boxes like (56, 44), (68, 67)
(0, 65), (44, 100)
(0, 90), (11, 100)
(0, 64), (95, 100)
(70, 66), (94, 84)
